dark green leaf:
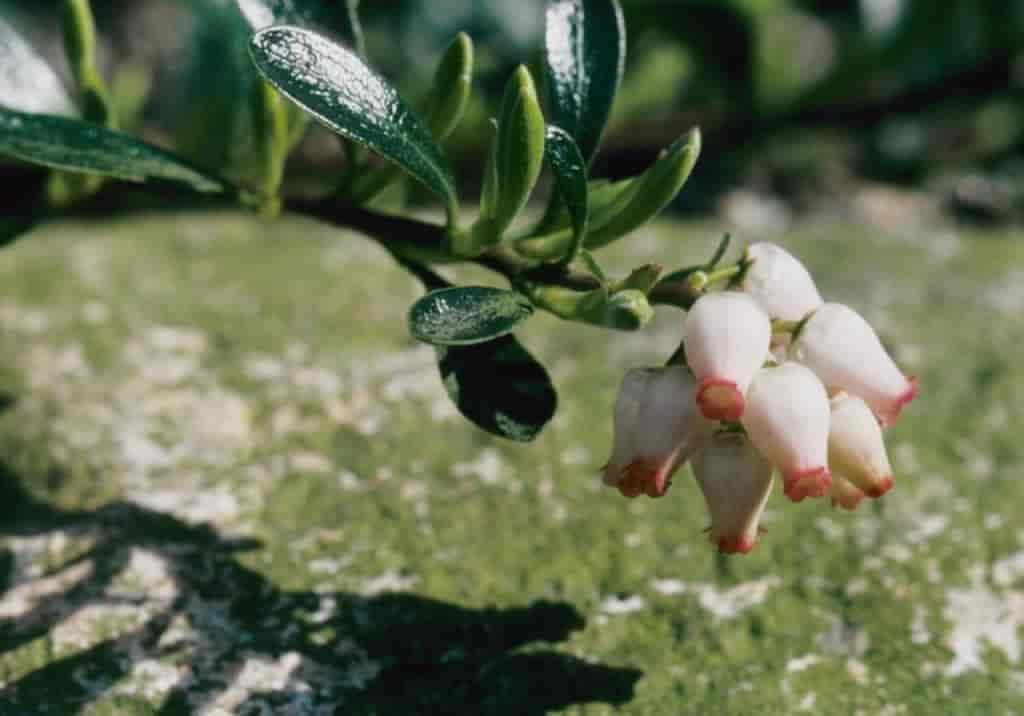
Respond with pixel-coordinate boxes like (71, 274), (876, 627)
(579, 249), (607, 282)
(0, 13), (77, 115)
(544, 126), (588, 262)
(172, 0), (267, 185)
(251, 26), (456, 214)
(235, 0), (364, 55)
(0, 108), (225, 193)
(544, 0), (626, 162)
(438, 336), (557, 442)
(0, 215), (35, 249)
(409, 286), (534, 347)
(706, 233), (732, 269)
(397, 258), (556, 442)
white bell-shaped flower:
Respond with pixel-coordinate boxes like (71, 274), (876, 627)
(741, 363), (832, 501)
(602, 366), (709, 498)
(828, 392), (894, 498)
(684, 292), (771, 422)
(740, 242), (823, 321)
(792, 303), (917, 426)
(692, 431), (774, 554)
(829, 475), (866, 511)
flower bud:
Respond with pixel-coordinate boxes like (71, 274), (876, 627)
(602, 366), (709, 498)
(741, 363), (832, 501)
(792, 303), (917, 426)
(741, 242), (823, 321)
(692, 431), (774, 554)
(829, 475), (866, 511)
(683, 292), (771, 422)
(828, 392), (894, 498)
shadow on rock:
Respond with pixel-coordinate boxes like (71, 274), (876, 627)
(0, 465), (641, 715)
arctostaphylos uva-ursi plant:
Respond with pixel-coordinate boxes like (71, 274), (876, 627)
(0, 0), (917, 554)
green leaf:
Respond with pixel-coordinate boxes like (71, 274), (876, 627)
(173, 0), (267, 186)
(422, 32), (474, 142)
(62, 0), (117, 131)
(525, 176), (631, 240)
(544, 0), (626, 162)
(610, 264), (663, 294)
(409, 286), (534, 347)
(524, 282), (654, 331)
(395, 257), (557, 443)
(346, 32), (474, 205)
(438, 337), (557, 442)
(493, 67), (546, 236)
(579, 249), (607, 282)
(585, 127), (700, 249)
(250, 26), (457, 217)
(544, 126), (588, 263)
(0, 108), (226, 193)
(0, 13), (77, 115)
(235, 0), (364, 55)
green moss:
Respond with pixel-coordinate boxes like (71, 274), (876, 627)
(0, 211), (1021, 713)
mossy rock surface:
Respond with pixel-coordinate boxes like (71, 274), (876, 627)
(0, 210), (1021, 714)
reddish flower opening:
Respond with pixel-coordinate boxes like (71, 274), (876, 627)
(783, 466), (832, 502)
(697, 378), (745, 422)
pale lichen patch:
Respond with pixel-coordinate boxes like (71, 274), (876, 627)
(601, 595), (646, 615)
(361, 570), (417, 595)
(786, 654), (821, 673)
(944, 565), (1024, 676)
(648, 577), (782, 621)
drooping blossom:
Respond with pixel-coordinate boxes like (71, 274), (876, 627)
(740, 242), (823, 321)
(741, 363), (832, 502)
(828, 392), (894, 499)
(792, 302), (917, 426)
(684, 292), (771, 422)
(602, 366), (710, 498)
(692, 430), (774, 554)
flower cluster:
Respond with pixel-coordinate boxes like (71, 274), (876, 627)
(602, 242), (918, 554)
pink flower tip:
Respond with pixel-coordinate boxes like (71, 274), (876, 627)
(880, 377), (919, 427)
(716, 534), (756, 555)
(864, 475), (894, 499)
(615, 460), (670, 499)
(783, 466), (832, 502)
(697, 378), (745, 422)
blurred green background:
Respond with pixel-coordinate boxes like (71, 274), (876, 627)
(3, 0), (1022, 219)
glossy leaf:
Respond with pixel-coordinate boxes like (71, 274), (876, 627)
(396, 257), (557, 443)
(409, 286), (534, 347)
(422, 32), (474, 142)
(250, 26), (457, 215)
(0, 14), (77, 115)
(438, 337), (558, 442)
(544, 126), (588, 263)
(235, 0), (364, 55)
(0, 108), (225, 193)
(544, 0), (625, 162)
(347, 32), (474, 205)
(521, 128), (701, 260)
(491, 66), (546, 237)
